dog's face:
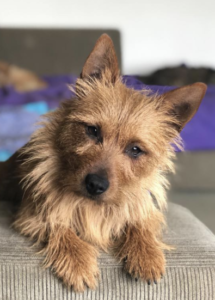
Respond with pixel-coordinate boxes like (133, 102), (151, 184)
(56, 80), (174, 204)
(51, 35), (206, 206)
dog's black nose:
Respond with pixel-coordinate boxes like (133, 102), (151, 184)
(85, 174), (109, 196)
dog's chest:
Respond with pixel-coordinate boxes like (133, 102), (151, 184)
(73, 206), (126, 248)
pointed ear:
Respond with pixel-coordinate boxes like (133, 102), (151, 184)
(162, 82), (207, 131)
(80, 34), (119, 83)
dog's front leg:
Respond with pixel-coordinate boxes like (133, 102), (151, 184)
(43, 227), (99, 292)
(117, 224), (165, 284)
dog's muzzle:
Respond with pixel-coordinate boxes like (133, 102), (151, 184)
(85, 173), (109, 196)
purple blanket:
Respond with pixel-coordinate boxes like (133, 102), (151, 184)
(0, 75), (214, 161)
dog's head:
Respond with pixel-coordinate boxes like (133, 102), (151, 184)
(24, 34), (206, 211)
(48, 34), (206, 206)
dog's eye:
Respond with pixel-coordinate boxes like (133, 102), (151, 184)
(126, 145), (144, 158)
(131, 146), (142, 157)
(86, 124), (103, 144)
(87, 126), (98, 137)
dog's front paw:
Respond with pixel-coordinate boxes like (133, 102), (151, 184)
(123, 246), (165, 284)
(45, 237), (99, 292)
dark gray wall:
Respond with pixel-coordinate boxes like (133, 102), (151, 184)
(0, 29), (121, 76)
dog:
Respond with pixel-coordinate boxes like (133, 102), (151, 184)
(0, 34), (207, 292)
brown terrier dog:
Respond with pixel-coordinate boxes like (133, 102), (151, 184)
(0, 34), (207, 292)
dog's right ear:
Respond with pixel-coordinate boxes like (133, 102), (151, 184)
(80, 34), (119, 84)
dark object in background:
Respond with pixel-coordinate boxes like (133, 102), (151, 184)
(138, 64), (215, 86)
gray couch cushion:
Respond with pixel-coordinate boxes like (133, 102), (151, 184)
(0, 202), (215, 300)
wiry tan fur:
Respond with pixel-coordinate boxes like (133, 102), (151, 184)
(1, 34), (206, 292)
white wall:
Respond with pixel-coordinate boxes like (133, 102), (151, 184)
(0, 0), (214, 75)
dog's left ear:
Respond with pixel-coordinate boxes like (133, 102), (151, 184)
(80, 34), (119, 83)
(162, 82), (207, 131)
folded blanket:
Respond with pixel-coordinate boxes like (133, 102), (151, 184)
(0, 102), (49, 161)
(0, 75), (214, 161)
(0, 74), (75, 108)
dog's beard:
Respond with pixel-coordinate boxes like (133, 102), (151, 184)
(16, 163), (166, 250)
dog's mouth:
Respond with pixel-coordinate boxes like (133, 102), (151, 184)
(82, 187), (106, 203)
(72, 188), (105, 204)
(86, 194), (104, 204)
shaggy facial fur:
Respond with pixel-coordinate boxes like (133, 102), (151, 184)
(0, 34), (207, 292)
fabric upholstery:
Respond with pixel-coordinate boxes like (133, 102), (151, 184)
(0, 202), (215, 300)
